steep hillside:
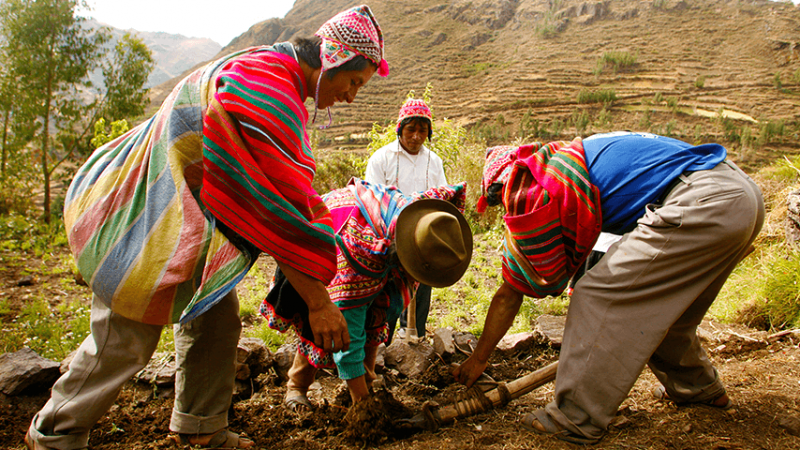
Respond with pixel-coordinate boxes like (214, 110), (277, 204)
(149, 0), (800, 168)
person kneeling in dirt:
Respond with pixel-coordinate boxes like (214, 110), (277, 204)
(25, 5), (388, 450)
(262, 178), (472, 408)
(452, 132), (764, 445)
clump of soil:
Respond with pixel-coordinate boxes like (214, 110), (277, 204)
(342, 389), (414, 444)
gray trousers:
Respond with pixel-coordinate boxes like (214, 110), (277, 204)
(28, 290), (242, 449)
(546, 161), (765, 440)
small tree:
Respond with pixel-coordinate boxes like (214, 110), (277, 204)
(0, 0), (153, 221)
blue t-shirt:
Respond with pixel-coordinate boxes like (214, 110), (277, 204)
(582, 132), (726, 234)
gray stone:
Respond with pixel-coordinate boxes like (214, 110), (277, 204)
(375, 343), (386, 370)
(384, 340), (436, 378)
(0, 347), (61, 395)
(273, 343), (297, 381)
(534, 315), (567, 348)
(135, 353), (176, 386)
(497, 332), (537, 354)
(236, 337), (272, 380)
(432, 327), (456, 357)
(453, 331), (477, 354)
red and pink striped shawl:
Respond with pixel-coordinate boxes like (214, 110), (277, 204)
(502, 138), (602, 297)
(201, 49), (337, 285)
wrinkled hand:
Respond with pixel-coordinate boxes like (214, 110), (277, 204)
(307, 300), (350, 353)
(277, 262), (351, 353)
(451, 355), (488, 389)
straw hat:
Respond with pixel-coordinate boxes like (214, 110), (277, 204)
(395, 199), (473, 288)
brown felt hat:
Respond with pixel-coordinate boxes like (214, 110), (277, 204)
(395, 199), (473, 288)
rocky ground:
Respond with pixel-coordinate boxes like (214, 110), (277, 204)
(1, 245), (800, 450)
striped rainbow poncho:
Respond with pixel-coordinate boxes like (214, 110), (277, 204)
(64, 45), (336, 325)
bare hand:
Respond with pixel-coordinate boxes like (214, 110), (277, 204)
(278, 262), (351, 353)
(307, 300), (350, 353)
(451, 355), (488, 389)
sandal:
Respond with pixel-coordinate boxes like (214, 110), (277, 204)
(521, 409), (602, 445)
(174, 429), (254, 449)
(652, 385), (733, 410)
(284, 393), (314, 412)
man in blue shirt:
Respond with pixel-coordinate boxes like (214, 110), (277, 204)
(454, 132), (765, 444)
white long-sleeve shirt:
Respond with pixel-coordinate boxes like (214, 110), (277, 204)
(364, 139), (447, 194)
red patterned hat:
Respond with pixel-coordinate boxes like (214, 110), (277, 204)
(316, 5), (389, 77)
(395, 98), (433, 134)
(476, 145), (518, 213)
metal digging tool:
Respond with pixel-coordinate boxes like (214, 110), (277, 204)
(399, 361), (559, 431)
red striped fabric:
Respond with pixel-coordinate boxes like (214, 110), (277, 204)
(201, 50), (337, 285)
(502, 139), (602, 297)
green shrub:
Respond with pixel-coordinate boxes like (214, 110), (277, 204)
(757, 119), (785, 146)
(91, 118), (130, 149)
(666, 96), (679, 110)
(535, 0), (565, 38)
(311, 152), (368, 193)
(720, 245), (800, 331)
(576, 89), (617, 105)
(595, 107), (612, 130)
(695, 75), (706, 89)
(596, 51), (638, 74)
(761, 251), (800, 328)
(571, 109), (591, 136)
(719, 117), (740, 143)
(774, 72), (783, 90)
(639, 109), (652, 130)
(0, 213), (68, 256)
(653, 92), (664, 104)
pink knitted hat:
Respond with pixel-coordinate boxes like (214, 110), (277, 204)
(315, 5), (389, 77)
(395, 98), (433, 134)
(476, 145), (518, 213)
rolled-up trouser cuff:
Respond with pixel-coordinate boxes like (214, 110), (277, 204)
(169, 409), (228, 435)
(27, 420), (89, 450)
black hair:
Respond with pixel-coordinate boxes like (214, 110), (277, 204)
(485, 183), (504, 207)
(292, 36), (375, 80)
(397, 116), (433, 140)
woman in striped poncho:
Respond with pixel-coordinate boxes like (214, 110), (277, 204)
(26, 5), (388, 450)
(453, 132), (764, 445)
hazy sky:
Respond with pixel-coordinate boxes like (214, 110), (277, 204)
(84, 0), (295, 46)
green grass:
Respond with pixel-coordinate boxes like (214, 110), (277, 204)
(243, 322), (288, 351)
(238, 263), (274, 319)
(2, 296), (92, 361)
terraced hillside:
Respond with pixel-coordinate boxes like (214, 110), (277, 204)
(149, 0), (800, 168)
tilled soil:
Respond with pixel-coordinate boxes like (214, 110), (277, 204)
(3, 333), (800, 450)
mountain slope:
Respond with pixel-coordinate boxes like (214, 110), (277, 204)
(149, 0), (800, 167)
(89, 19), (221, 88)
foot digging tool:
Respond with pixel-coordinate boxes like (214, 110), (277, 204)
(399, 360), (559, 431)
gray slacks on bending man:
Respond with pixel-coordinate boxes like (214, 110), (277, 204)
(28, 290), (241, 449)
(548, 161), (764, 441)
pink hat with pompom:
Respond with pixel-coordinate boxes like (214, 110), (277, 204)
(316, 4), (389, 77)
